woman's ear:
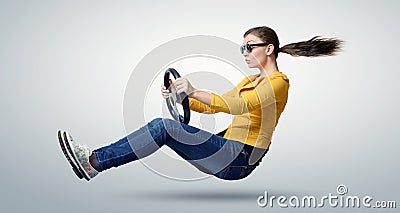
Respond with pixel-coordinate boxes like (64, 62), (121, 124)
(265, 44), (275, 56)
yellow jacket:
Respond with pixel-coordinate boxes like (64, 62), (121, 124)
(189, 71), (289, 149)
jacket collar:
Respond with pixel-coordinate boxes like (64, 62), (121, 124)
(238, 73), (271, 91)
(239, 71), (286, 91)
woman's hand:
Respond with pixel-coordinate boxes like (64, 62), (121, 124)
(161, 78), (196, 99)
(174, 77), (196, 97)
(161, 80), (174, 99)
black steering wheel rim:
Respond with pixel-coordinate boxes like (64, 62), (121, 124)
(164, 68), (190, 124)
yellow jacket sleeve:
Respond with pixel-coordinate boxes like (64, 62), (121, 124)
(209, 79), (280, 115)
(188, 86), (238, 114)
(189, 98), (216, 114)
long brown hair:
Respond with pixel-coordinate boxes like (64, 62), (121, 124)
(244, 26), (343, 58)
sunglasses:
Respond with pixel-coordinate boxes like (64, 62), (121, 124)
(240, 42), (269, 54)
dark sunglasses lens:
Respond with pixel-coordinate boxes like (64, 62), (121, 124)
(240, 44), (252, 54)
(246, 44), (252, 53)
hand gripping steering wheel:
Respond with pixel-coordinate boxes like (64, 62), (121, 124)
(164, 68), (190, 124)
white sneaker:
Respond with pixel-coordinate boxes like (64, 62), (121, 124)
(61, 131), (99, 181)
(58, 130), (84, 179)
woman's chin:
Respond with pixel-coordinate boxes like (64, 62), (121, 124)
(247, 64), (257, 69)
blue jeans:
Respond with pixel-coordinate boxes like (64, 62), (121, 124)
(92, 118), (267, 180)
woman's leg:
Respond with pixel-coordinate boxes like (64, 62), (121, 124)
(91, 118), (165, 172)
(89, 121), (155, 171)
(92, 117), (258, 179)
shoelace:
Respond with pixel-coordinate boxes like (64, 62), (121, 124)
(68, 133), (92, 156)
(71, 139), (91, 154)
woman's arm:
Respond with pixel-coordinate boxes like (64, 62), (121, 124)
(209, 78), (288, 115)
(161, 78), (215, 113)
(189, 90), (211, 105)
(173, 77), (214, 106)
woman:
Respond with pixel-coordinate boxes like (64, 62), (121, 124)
(58, 26), (342, 181)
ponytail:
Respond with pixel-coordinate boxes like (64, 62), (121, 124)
(244, 26), (344, 58)
(279, 36), (343, 57)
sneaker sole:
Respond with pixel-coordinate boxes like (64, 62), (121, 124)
(58, 130), (84, 179)
(63, 131), (91, 181)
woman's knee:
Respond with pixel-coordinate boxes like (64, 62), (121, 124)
(159, 118), (183, 132)
(149, 117), (162, 123)
(148, 117), (163, 127)
(149, 118), (178, 126)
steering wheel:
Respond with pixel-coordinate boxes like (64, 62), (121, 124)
(164, 68), (191, 124)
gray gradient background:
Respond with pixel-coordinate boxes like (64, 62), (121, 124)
(0, 0), (399, 212)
